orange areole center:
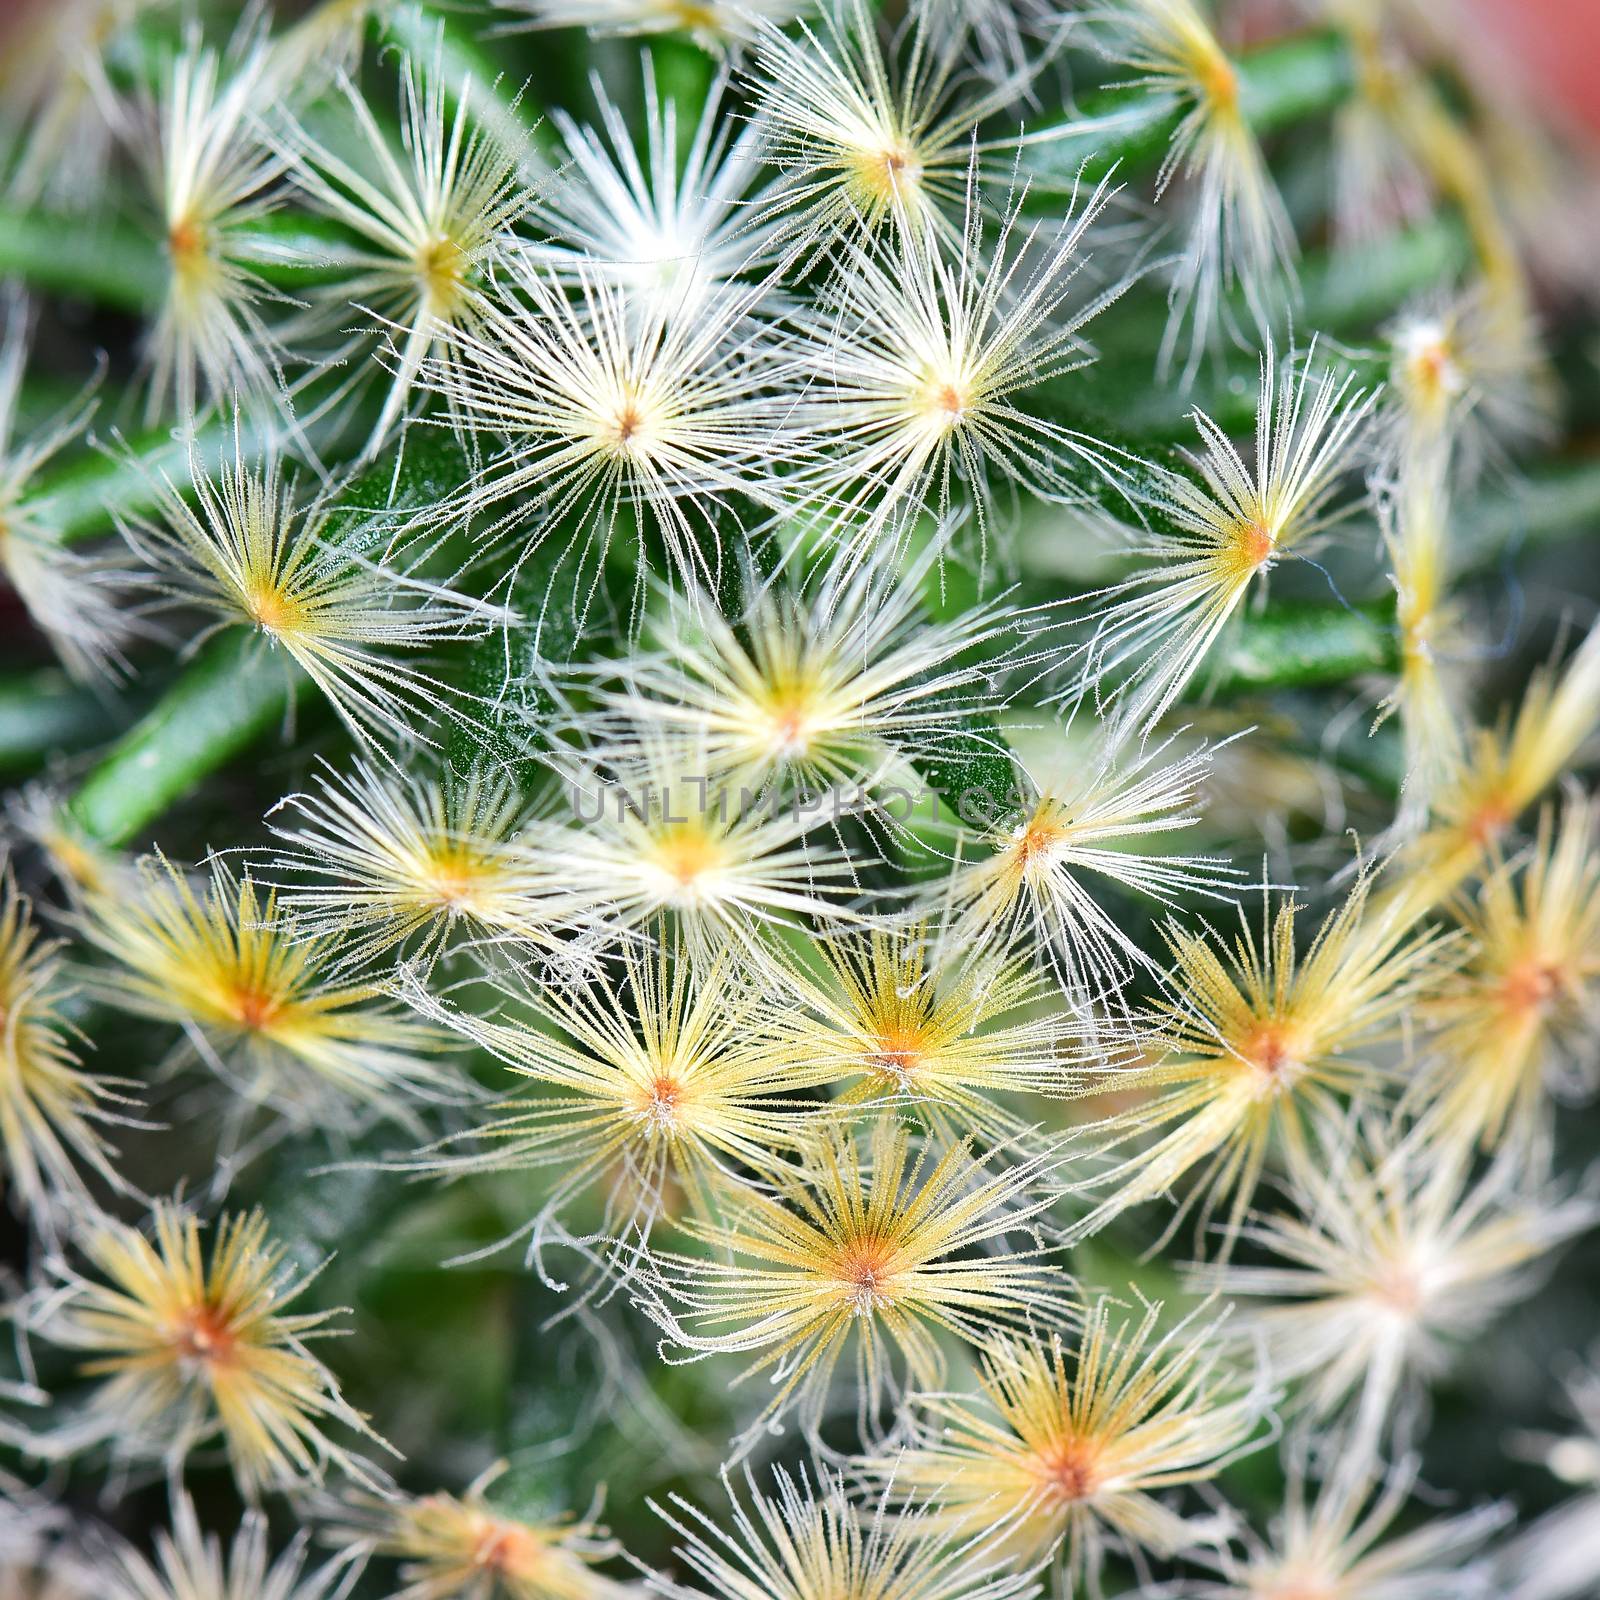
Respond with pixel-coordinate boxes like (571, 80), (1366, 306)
(472, 1520), (547, 1578)
(1236, 517), (1276, 568)
(173, 1302), (238, 1367)
(653, 826), (724, 889)
(869, 1025), (926, 1084)
(1239, 1020), (1306, 1091)
(230, 984), (283, 1033)
(168, 216), (208, 264)
(837, 1239), (897, 1314)
(1038, 1438), (1101, 1503)
(1498, 956), (1564, 1018)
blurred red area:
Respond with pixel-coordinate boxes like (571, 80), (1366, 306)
(1459, 0), (1600, 135)
(0, 0), (48, 42)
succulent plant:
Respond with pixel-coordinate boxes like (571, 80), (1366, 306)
(0, 2), (1597, 1597)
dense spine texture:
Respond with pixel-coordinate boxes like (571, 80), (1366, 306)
(1, 0), (1599, 1596)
